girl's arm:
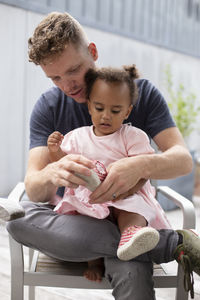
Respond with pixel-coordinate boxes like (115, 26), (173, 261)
(49, 146), (66, 162)
(47, 131), (66, 162)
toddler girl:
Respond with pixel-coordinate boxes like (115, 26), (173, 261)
(47, 65), (171, 281)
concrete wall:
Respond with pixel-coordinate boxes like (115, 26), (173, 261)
(1, 3), (200, 196)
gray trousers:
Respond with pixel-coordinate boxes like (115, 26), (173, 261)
(7, 201), (179, 300)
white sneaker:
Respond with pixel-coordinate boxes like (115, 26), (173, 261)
(0, 198), (25, 221)
(117, 226), (160, 261)
(75, 160), (107, 192)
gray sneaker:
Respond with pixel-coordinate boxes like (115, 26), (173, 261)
(0, 198), (25, 221)
(174, 229), (200, 299)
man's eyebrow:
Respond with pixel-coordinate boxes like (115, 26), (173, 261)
(47, 64), (81, 79)
(66, 64), (81, 74)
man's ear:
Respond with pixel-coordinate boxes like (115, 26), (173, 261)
(88, 43), (98, 61)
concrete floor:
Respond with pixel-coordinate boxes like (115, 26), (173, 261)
(0, 196), (200, 300)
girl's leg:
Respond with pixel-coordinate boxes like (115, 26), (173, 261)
(114, 208), (160, 261)
(83, 210), (145, 282)
(114, 209), (147, 233)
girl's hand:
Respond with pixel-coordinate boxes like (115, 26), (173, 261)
(47, 131), (64, 153)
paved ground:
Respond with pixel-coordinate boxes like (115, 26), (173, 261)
(0, 196), (200, 299)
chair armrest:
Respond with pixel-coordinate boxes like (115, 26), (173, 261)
(8, 182), (25, 203)
(157, 186), (196, 229)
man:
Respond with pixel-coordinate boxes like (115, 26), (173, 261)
(2, 12), (200, 299)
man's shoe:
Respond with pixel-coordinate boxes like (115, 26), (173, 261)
(0, 198), (25, 221)
(174, 229), (200, 299)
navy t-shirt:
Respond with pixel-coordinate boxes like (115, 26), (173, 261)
(30, 79), (175, 149)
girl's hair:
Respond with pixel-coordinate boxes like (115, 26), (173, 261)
(85, 65), (139, 105)
(28, 12), (88, 65)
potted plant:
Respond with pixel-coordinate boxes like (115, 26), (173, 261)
(157, 64), (200, 210)
(165, 64), (200, 142)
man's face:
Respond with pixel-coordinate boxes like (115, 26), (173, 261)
(40, 43), (97, 103)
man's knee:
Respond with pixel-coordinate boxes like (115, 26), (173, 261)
(6, 209), (120, 261)
(6, 217), (28, 245)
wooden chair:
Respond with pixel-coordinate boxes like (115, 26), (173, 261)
(8, 182), (196, 300)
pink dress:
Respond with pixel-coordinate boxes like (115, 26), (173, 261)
(51, 124), (171, 229)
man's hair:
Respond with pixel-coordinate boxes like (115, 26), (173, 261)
(85, 65), (139, 105)
(28, 12), (88, 65)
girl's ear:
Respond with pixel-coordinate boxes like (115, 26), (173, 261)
(88, 43), (98, 61)
(87, 100), (92, 115)
(125, 105), (133, 119)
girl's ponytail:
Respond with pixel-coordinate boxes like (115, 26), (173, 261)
(123, 64), (139, 80)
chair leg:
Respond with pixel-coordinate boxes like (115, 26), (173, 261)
(9, 235), (24, 300)
(176, 265), (188, 300)
(11, 281), (24, 300)
(29, 248), (34, 267)
(29, 286), (35, 300)
(11, 279), (24, 300)
(28, 248), (35, 300)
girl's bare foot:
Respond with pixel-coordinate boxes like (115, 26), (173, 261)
(84, 258), (104, 282)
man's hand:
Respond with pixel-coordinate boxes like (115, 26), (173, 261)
(111, 178), (147, 202)
(89, 157), (145, 204)
(25, 148), (96, 203)
(47, 154), (95, 189)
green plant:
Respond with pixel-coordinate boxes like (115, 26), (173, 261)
(164, 65), (200, 139)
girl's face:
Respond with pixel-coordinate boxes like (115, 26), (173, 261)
(88, 79), (133, 136)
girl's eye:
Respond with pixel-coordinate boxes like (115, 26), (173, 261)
(95, 107), (103, 111)
(112, 110), (120, 114)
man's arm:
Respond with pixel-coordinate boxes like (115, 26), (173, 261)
(25, 146), (95, 203)
(89, 127), (193, 204)
(146, 127), (192, 179)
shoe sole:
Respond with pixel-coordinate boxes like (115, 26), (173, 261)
(117, 227), (160, 261)
(74, 170), (101, 192)
(0, 198), (25, 221)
